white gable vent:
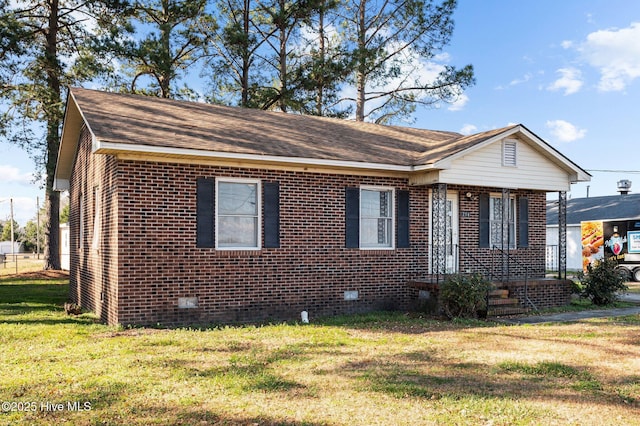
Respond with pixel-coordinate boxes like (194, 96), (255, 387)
(502, 139), (517, 167)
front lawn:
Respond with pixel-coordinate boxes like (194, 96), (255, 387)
(1, 276), (639, 425)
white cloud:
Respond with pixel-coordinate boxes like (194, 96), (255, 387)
(561, 40), (573, 49)
(0, 197), (38, 226)
(547, 67), (583, 95)
(447, 93), (469, 111)
(509, 73), (532, 87)
(578, 22), (640, 91)
(545, 120), (586, 142)
(0, 165), (33, 185)
(459, 124), (477, 135)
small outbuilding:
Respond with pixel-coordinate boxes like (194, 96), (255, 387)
(547, 192), (640, 273)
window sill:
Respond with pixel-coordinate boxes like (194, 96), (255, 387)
(215, 249), (263, 257)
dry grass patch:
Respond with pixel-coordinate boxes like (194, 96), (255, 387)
(627, 281), (640, 294)
(1, 277), (639, 425)
(0, 256), (49, 277)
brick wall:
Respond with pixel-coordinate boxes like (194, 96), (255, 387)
(69, 137), (550, 326)
(68, 126), (119, 324)
(500, 279), (573, 309)
(115, 163), (426, 326)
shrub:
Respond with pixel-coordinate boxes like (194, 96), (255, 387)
(439, 273), (494, 319)
(577, 258), (628, 306)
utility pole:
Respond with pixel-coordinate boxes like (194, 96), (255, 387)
(10, 198), (14, 260)
(37, 197), (40, 259)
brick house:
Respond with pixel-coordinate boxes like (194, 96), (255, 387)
(54, 88), (589, 326)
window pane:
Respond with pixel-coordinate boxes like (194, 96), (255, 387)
(218, 216), (257, 247)
(490, 197), (502, 221)
(490, 222), (502, 247)
(489, 196), (516, 249)
(218, 182), (257, 215)
(361, 189), (392, 218)
(361, 190), (381, 217)
(360, 189), (393, 248)
(361, 218), (392, 246)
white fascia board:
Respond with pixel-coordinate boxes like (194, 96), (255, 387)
(515, 126), (591, 182)
(55, 91), (100, 184)
(54, 178), (70, 191)
(95, 140), (414, 172)
(413, 162), (449, 172)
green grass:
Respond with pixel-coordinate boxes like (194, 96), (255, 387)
(1, 276), (639, 425)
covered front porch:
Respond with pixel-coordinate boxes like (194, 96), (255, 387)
(408, 182), (573, 316)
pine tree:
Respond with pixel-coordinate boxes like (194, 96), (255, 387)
(118, 0), (215, 99)
(0, 0), (129, 269)
(206, 0), (265, 107)
(339, 0), (475, 122)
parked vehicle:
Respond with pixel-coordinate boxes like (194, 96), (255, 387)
(582, 219), (640, 281)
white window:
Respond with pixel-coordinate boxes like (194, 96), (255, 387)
(489, 194), (516, 249)
(502, 139), (517, 167)
(216, 178), (261, 250)
(360, 187), (394, 249)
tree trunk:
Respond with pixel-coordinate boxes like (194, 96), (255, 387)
(44, 0), (61, 270)
(240, 0), (250, 107)
(355, 0), (366, 121)
(278, 0), (287, 112)
(159, 13), (172, 98)
(315, 6), (325, 116)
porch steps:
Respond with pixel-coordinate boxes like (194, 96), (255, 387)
(487, 287), (529, 317)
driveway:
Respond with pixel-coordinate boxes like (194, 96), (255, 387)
(501, 292), (640, 325)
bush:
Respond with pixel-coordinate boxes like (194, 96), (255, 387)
(577, 258), (628, 306)
(439, 273), (494, 319)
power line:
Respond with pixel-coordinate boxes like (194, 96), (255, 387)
(586, 169), (640, 174)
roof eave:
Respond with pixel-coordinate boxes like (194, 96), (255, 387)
(54, 90), (94, 190)
(95, 140), (414, 173)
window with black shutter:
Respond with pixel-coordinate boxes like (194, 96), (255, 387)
(196, 178), (215, 248)
(264, 182), (280, 248)
(345, 187), (360, 248)
(397, 190), (410, 248)
(518, 197), (529, 248)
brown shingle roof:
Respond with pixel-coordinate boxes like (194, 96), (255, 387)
(70, 87), (512, 167)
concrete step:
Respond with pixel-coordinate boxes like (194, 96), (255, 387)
(488, 297), (520, 306)
(489, 289), (509, 298)
(488, 306), (530, 317)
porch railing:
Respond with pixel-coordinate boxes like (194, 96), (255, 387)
(492, 246), (537, 311)
(422, 244), (542, 311)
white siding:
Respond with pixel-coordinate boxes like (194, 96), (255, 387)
(421, 136), (572, 191)
(546, 224), (582, 271)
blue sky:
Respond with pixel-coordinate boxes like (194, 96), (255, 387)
(2, 0), (640, 225)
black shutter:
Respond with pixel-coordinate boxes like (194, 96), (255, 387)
(345, 187), (360, 248)
(196, 178), (215, 248)
(397, 190), (410, 248)
(264, 182), (280, 248)
(479, 193), (490, 248)
(518, 197), (529, 248)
